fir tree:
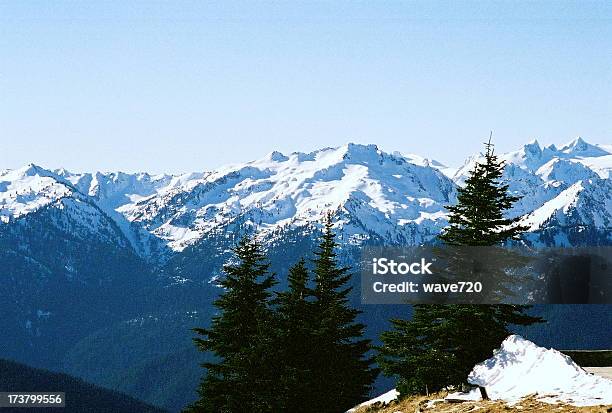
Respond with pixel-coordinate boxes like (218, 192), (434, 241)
(378, 136), (543, 396)
(186, 236), (278, 413)
(308, 214), (377, 413)
(273, 258), (316, 412)
(439, 133), (526, 245)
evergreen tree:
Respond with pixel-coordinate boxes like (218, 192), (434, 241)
(439, 134), (526, 245)
(308, 214), (377, 413)
(273, 258), (316, 412)
(378, 137), (543, 396)
(186, 236), (278, 413)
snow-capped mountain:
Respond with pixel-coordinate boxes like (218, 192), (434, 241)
(0, 164), (129, 247)
(450, 137), (612, 245)
(121, 143), (456, 251)
(1, 138), (611, 259)
(0, 164), (74, 222)
(1, 144), (457, 256)
(1, 138), (610, 411)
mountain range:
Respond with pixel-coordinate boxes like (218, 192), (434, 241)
(1, 137), (611, 411)
(3, 138), (611, 258)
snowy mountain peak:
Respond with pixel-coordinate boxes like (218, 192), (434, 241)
(0, 165), (73, 222)
(342, 142), (381, 158)
(563, 136), (588, 151)
(535, 158), (597, 184)
(9, 163), (54, 180)
(21, 163), (42, 175)
(119, 142), (456, 251)
(266, 151), (289, 162)
(560, 137), (609, 157)
(523, 139), (542, 156)
(3, 138), (611, 254)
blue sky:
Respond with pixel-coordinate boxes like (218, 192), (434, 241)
(1, 1), (611, 173)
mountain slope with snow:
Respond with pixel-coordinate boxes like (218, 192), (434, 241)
(0, 164), (73, 223)
(0, 164), (131, 247)
(451, 137), (612, 244)
(1, 138), (611, 412)
(120, 143), (456, 251)
(2, 138), (610, 256)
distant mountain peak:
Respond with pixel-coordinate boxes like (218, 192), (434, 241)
(15, 163), (48, 178)
(560, 137), (609, 157)
(564, 136), (588, 150)
(4, 137), (611, 254)
(340, 142), (381, 160)
(266, 150), (289, 162)
(522, 139), (543, 157)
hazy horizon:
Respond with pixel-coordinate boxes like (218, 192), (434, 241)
(4, 136), (609, 175)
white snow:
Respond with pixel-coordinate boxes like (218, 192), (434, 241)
(3, 138), (611, 255)
(451, 137), (612, 233)
(520, 178), (612, 232)
(120, 143), (456, 251)
(349, 335), (612, 412)
(520, 181), (584, 231)
(345, 388), (399, 412)
(0, 164), (72, 220)
(468, 335), (612, 406)
(535, 158), (597, 184)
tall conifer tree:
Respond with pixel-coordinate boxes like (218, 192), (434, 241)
(378, 137), (542, 396)
(308, 214), (377, 413)
(187, 236), (278, 413)
(274, 259), (316, 412)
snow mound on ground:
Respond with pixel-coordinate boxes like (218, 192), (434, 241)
(345, 388), (399, 412)
(468, 335), (612, 406)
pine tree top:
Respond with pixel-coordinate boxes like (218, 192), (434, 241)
(276, 258), (311, 305)
(440, 135), (527, 246)
(312, 213), (353, 303)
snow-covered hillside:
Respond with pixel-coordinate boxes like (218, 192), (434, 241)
(0, 164), (129, 247)
(1, 138), (610, 257)
(0, 164), (73, 222)
(120, 144), (456, 251)
(451, 137), (612, 244)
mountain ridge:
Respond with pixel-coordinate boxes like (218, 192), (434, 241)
(1, 138), (611, 411)
(2, 138), (610, 258)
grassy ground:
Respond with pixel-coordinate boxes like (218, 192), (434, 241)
(353, 392), (612, 413)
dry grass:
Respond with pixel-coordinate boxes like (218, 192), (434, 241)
(353, 392), (612, 413)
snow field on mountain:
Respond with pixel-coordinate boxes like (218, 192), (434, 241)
(0, 165), (72, 221)
(1, 138), (610, 254)
(120, 143), (455, 250)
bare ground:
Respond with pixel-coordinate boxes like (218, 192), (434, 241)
(585, 367), (612, 380)
(353, 392), (612, 413)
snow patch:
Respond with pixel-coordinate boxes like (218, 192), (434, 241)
(345, 389), (399, 412)
(468, 335), (612, 406)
